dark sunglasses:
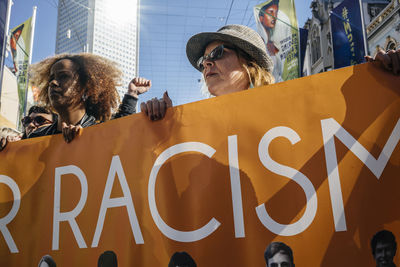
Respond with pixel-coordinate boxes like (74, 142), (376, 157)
(197, 44), (235, 71)
(21, 115), (53, 128)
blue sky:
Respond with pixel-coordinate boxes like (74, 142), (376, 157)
(6, 0), (57, 65)
(7, 0), (312, 64)
(6, 0), (313, 105)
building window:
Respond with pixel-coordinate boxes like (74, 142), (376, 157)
(386, 41), (396, 51)
(367, 3), (390, 20)
(311, 26), (321, 65)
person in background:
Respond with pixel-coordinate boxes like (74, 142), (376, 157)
(168, 251), (197, 267)
(0, 105), (54, 150)
(264, 241), (295, 267)
(21, 105), (55, 138)
(371, 230), (397, 267)
(98, 250), (118, 267)
(37, 254), (56, 267)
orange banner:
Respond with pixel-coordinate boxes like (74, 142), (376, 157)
(0, 63), (399, 266)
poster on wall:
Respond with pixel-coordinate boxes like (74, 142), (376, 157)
(9, 16), (33, 121)
(0, 0), (10, 91)
(254, 0), (300, 83)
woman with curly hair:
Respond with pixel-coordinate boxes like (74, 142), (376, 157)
(28, 53), (150, 142)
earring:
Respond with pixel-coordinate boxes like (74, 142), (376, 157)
(82, 94), (87, 101)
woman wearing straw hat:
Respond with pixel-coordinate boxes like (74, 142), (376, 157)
(186, 24), (275, 96)
(141, 24), (400, 118)
(141, 25), (274, 119)
(141, 24), (274, 117)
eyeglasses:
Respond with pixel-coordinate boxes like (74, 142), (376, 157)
(21, 115), (53, 128)
(197, 44), (235, 71)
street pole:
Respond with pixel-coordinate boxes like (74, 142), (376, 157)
(358, 0), (369, 56)
(22, 6), (36, 117)
(0, 0), (13, 110)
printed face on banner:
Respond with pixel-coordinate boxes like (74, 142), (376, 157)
(374, 242), (396, 267)
(10, 17), (34, 122)
(11, 30), (22, 45)
(10, 24), (25, 74)
(267, 252), (293, 267)
(254, 0), (300, 83)
(260, 4), (278, 29)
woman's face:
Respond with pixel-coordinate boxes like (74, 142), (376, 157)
(48, 59), (82, 110)
(261, 4), (278, 29)
(202, 41), (250, 96)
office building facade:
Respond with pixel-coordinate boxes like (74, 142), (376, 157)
(302, 0), (393, 76)
(55, 0), (139, 98)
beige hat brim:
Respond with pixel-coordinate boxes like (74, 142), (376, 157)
(186, 30), (273, 72)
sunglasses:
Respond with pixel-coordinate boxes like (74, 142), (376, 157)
(197, 44), (235, 71)
(21, 115), (53, 128)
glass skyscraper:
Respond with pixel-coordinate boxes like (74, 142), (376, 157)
(55, 0), (139, 98)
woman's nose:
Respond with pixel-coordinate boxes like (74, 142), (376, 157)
(203, 59), (214, 69)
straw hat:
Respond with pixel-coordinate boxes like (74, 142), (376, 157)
(186, 24), (273, 72)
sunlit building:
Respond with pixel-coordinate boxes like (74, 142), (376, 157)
(55, 0), (139, 98)
(302, 0), (392, 76)
(0, 67), (18, 128)
(366, 0), (400, 55)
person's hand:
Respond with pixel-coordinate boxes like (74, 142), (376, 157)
(365, 49), (400, 75)
(127, 77), (151, 98)
(0, 137), (8, 151)
(140, 91), (172, 121)
(0, 135), (20, 151)
(62, 122), (82, 143)
(8, 135), (21, 142)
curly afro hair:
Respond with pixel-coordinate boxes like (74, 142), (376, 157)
(30, 53), (122, 122)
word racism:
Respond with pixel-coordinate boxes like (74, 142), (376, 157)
(1, 117), (399, 253)
(0, 64), (399, 266)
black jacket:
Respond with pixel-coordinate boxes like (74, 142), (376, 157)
(26, 94), (137, 139)
(27, 113), (96, 138)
